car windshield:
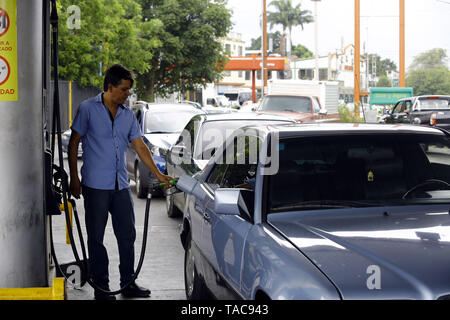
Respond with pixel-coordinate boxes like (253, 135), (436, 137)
(239, 92), (252, 102)
(268, 133), (450, 213)
(145, 110), (200, 134)
(417, 97), (450, 110)
(224, 93), (238, 101)
(193, 120), (291, 160)
(259, 96), (312, 113)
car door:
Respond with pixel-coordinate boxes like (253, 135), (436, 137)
(388, 101), (407, 123)
(403, 100), (413, 123)
(167, 116), (204, 209)
(312, 96), (322, 121)
(200, 134), (259, 299)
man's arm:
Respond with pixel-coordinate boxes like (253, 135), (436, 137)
(131, 137), (173, 186)
(68, 130), (82, 199)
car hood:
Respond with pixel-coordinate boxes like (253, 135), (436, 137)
(256, 110), (313, 122)
(268, 206), (450, 300)
(143, 132), (179, 150)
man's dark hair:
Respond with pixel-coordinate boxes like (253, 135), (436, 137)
(103, 64), (134, 91)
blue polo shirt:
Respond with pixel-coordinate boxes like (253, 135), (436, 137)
(71, 93), (142, 190)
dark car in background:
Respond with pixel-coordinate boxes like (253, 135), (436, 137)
(165, 112), (295, 217)
(126, 102), (205, 198)
(384, 95), (450, 131)
(177, 123), (450, 300)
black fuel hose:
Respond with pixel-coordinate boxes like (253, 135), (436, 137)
(49, 0), (152, 296)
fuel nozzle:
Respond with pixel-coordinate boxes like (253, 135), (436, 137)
(159, 178), (179, 188)
(160, 178), (180, 196)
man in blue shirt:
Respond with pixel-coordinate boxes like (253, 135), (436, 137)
(68, 64), (173, 300)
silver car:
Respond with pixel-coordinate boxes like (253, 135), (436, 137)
(178, 123), (450, 300)
(165, 112), (296, 217)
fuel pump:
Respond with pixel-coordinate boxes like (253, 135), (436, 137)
(0, 0), (162, 299)
(0, 0), (48, 290)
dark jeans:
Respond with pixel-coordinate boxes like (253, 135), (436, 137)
(82, 185), (136, 289)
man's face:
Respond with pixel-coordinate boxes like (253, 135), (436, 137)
(108, 79), (132, 105)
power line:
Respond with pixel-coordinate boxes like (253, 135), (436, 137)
(361, 15), (399, 18)
(436, 0), (450, 4)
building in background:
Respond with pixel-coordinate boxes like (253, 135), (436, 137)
(216, 32), (247, 94)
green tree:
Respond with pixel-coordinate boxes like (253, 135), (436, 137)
(267, 0), (313, 56)
(247, 31), (282, 54)
(137, 0), (232, 101)
(406, 68), (450, 95)
(409, 48), (448, 71)
(376, 75), (392, 87)
(368, 54), (397, 77)
(291, 44), (313, 59)
(406, 48), (450, 95)
(57, 0), (154, 88)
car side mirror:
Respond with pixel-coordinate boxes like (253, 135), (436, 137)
(214, 188), (254, 220)
(319, 109), (328, 116)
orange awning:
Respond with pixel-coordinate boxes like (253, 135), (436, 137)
(221, 54), (288, 71)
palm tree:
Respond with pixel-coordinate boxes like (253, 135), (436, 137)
(267, 0), (313, 56)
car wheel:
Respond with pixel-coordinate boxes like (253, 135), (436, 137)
(135, 164), (148, 199)
(166, 193), (182, 218)
(184, 232), (207, 300)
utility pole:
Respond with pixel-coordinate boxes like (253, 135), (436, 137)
(262, 0), (268, 96)
(399, 0), (405, 87)
(354, 0), (360, 116)
(312, 0), (321, 82)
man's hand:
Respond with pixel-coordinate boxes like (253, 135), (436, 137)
(70, 176), (82, 199)
(157, 173), (174, 188)
(68, 130), (83, 199)
(131, 137), (175, 188)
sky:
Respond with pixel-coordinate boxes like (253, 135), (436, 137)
(226, 0), (450, 70)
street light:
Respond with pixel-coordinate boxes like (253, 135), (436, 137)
(311, 0), (321, 82)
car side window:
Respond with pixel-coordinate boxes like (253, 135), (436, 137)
(392, 102), (404, 114)
(206, 163), (228, 189)
(312, 97), (321, 113)
(174, 116), (202, 155)
(206, 134), (261, 190)
(405, 101), (412, 112)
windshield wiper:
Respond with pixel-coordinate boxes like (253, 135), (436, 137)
(271, 200), (374, 212)
(147, 131), (174, 134)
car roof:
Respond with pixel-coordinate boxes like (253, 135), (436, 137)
(265, 94), (316, 98)
(201, 112), (296, 123)
(142, 103), (206, 113)
(398, 95), (450, 101)
(241, 122), (447, 138)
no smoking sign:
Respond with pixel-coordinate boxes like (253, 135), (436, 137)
(0, 8), (9, 36)
(0, 56), (9, 85)
(0, 1), (17, 101)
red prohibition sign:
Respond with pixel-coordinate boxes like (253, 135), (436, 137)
(0, 8), (10, 37)
(0, 56), (10, 86)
